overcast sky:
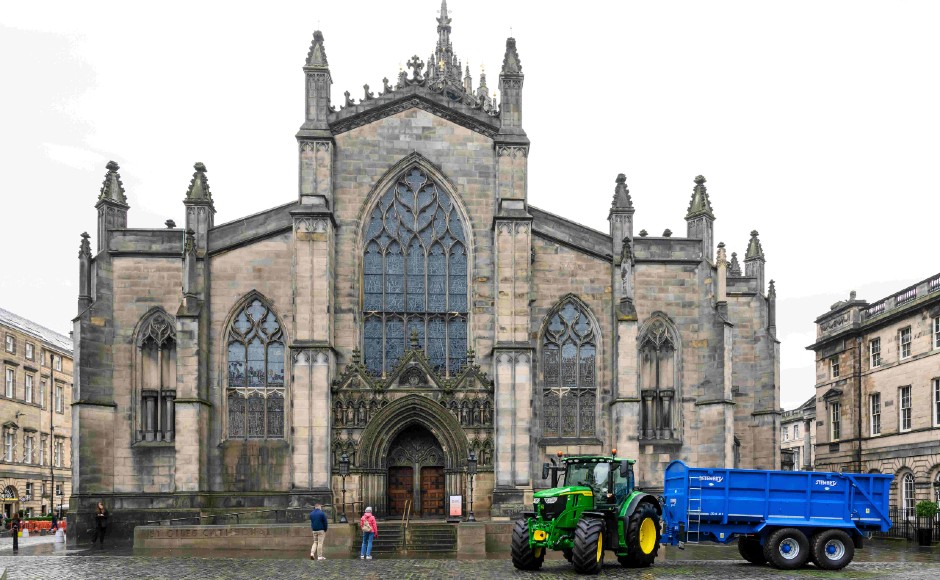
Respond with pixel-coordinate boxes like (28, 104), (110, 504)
(2, 1), (937, 409)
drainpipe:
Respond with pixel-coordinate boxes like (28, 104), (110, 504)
(855, 337), (862, 473)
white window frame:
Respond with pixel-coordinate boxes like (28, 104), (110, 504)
(901, 472), (916, 519)
(793, 424), (800, 439)
(3, 432), (13, 462)
(870, 392), (881, 436)
(933, 378), (940, 428)
(782, 426), (789, 442)
(39, 435), (46, 466)
(23, 435), (32, 465)
(899, 385), (912, 432)
(830, 356), (840, 378)
(25, 374), (33, 404)
(54, 439), (63, 468)
(934, 317), (940, 349)
(830, 401), (841, 441)
(899, 327), (912, 360)
(4, 368), (13, 398)
(53, 355), (62, 372)
(869, 338), (881, 368)
(25, 342), (33, 360)
(39, 379), (45, 409)
(55, 384), (63, 414)
(4, 335), (13, 353)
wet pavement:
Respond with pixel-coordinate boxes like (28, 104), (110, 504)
(0, 538), (937, 579)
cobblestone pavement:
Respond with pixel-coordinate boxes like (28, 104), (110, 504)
(0, 553), (938, 579)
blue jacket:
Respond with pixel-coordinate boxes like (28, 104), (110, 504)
(310, 508), (328, 532)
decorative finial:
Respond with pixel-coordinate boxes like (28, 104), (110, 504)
(351, 348), (361, 365)
(165, 219), (176, 229)
(78, 232), (91, 258)
(745, 230), (765, 260)
(467, 347), (475, 365)
(729, 252), (742, 276)
(639, 229), (648, 237)
(612, 173), (633, 209)
(98, 160), (128, 205)
(663, 228), (673, 237)
(686, 174), (715, 220)
(363, 84), (374, 100)
(410, 329), (420, 350)
(501, 37), (522, 75)
(305, 30), (329, 68)
(185, 162), (213, 202)
(768, 279), (776, 299)
(407, 55), (425, 82)
(184, 228), (196, 256)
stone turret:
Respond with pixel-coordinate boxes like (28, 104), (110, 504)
(685, 175), (715, 262)
(77, 232), (92, 313)
(298, 29), (334, 208)
(95, 161), (129, 253)
(301, 30), (332, 137)
(183, 162), (215, 253)
(498, 37), (524, 137)
(744, 230), (766, 293)
(609, 173), (635, 262)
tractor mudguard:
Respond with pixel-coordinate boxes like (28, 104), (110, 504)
(521, 511), (536, 519)
(624, 493), (661, 517)
(580, 511), (609, 520)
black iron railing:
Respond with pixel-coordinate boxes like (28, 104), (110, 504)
(874, 506), (940, 541)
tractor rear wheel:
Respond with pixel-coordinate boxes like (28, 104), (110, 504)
(764, 527), (809, 570)
(737, 537), (766, 564)
(620, 501), (660, 568)
(510, 519), (545, 571)
(571, 518), (606, 574)
(810, 529), (854, 570)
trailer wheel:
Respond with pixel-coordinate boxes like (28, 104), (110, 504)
(737, 537), (766, 565)
(764, 527), (809, 570)
(619, 501), (661, 568)
(510, 519), (545, 571)
(811, 529), (854, 570)
(571, 518), (605, 574)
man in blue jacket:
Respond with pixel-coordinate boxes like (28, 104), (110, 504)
(309, 503), (328, 560)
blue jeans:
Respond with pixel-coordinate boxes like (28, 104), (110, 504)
(360, 531), (374, 556)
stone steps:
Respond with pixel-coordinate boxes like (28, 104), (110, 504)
(351, 523), (457, 555)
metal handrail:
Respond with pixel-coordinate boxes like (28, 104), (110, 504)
(400, 499), (413, 549)
(143, 508), (289, 526)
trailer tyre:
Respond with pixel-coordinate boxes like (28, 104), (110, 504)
(571, 518), (606, 574)
(764, 527), (810, 570)
(737, 537), (766, 565)
(811, 529), (854, 570)
(619, 501), (661, 568)
(510, 519), (545, 571)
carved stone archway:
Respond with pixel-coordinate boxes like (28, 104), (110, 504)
(356, 394), (468, 516)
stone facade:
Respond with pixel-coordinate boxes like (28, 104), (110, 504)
(808, 275), (940, 516)
(780, 396), (815, 470)
(70, 2), (779, 540)
(0, 308), (73, 518)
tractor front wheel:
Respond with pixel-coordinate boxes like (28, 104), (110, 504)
(620, 501), (660, 568)
(571, 518), (606, 574)
(510, 519), (545, 571)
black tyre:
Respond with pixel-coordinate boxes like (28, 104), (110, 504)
(620, 501), (661, 568)
(763, 527), (810, 570)
(811, 529), (854, 570)
(737, 537), (766, 565)
(510, 519), (545, 571)
(571, 518), (606, 575)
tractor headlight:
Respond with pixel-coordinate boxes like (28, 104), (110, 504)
(543, 497), (558, 504)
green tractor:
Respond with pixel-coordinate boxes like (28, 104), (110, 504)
(511, 452), (662, 574)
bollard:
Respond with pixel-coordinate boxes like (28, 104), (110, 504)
(55, 528), (65, 543)
(22, 527), (29, 539)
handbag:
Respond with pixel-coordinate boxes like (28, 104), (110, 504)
(361, 517), (373, 533)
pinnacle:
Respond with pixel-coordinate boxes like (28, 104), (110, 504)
(98, 160), (128, 206)
(745, 230), (765, 261)
(306, 30), (329, 68)
(185, 162), (213, 203)
(685, 174), (714, 220)
(611, 173), (633, 210)
(501, 37), (522, 75)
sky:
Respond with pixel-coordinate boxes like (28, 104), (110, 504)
(1, 0), (938, 410)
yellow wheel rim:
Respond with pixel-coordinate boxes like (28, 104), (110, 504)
(596, 531), (603, 561)
(639, 517), (656, 554)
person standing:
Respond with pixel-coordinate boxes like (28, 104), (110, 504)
(309, 503), (328, 561)
(91, 502), (109, 546)
(359, 506), (378, 560)
(11, 514), (20, 552)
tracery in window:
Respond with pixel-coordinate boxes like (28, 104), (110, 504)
(541, 299), (597, 438)
(362, 166), (468, 376)
(226, 298), (286, 439)
(136, 310), (177, 442)
(638, 313), (679, 441)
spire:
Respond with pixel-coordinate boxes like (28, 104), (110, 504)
(185, 162), (213, 202)
(98, 161), (128, 206)
(685, 175), (714, 220)
(437, 0), (452, 45)
(464, 65), (473, 93)
(501, 37), (522, 75)
(729, 252), (742, 276)
(612, 173), (633, 210)
(305, 30), (329, 68)
(745, 230), (764, 260)
(768, 279), (776, 300)
(78, 232), (91, 258)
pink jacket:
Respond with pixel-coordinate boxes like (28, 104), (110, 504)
(360, 513), (378, 536)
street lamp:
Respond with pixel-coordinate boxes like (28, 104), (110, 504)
(466, 451), (477, 522)
(338, 453), (350, 524)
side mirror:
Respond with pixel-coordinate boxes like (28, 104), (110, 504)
(620, 460), (629, 478)
(542, 463), (550, 480)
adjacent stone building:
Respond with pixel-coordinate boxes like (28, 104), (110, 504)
(808, 274), (940, 517)
(780, 395), (815, 471)
(0, 307), (73, 518)
(71, 1), (780, 537)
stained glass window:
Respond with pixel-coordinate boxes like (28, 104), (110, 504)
(541, 300), (597, 437)
(362, 167), (469, 376)
(226, 298), (286, 439)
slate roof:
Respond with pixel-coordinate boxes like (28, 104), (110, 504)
(0, 307), (72, 353)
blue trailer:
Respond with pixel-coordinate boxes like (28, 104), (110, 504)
(661, 460), (893, 570)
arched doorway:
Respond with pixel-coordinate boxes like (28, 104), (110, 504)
(2, 485), (18, 519)
(387, 425), (445, 516)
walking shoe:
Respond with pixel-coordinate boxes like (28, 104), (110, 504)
(360, 555), (365, 559)
(310, 556), (315, 560)
(366, 555), (372, 559)
(318, 556), (326, 560)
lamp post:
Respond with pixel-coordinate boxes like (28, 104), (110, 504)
(466, 451), (477, 522)
(338, 453), (349, 524)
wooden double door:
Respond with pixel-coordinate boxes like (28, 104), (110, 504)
(386, 426), (446, 517)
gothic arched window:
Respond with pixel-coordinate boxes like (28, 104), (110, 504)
(136, 310), (177, 442)
(638, 313), (680, 441)
(362, 166), (468, 377)
(541, 299), (597, 438)
(226, 298), (286, 439)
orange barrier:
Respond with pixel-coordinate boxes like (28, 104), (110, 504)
(20, 520), (67, 533)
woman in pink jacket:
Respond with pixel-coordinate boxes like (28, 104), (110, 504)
(359, 506), (379, 559)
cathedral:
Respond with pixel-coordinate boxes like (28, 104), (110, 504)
(71, 1), (780, 534)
